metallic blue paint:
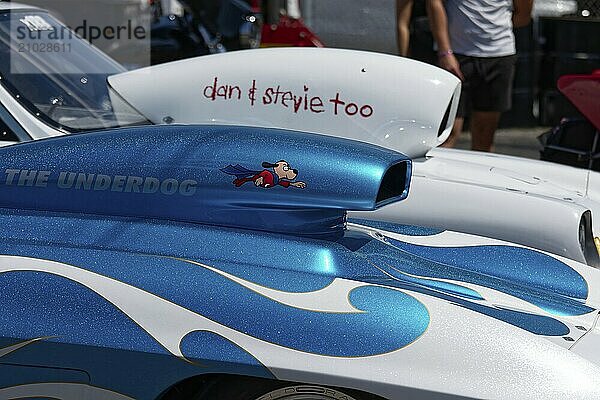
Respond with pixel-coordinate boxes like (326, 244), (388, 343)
(0, 125), (411, 238)
(0, 271), (168, 354)
(0, 209), (592, 342)
(375, 262), (485, 301)
(349, 286), (430, 344)
(0, 124), (594, 395)
(357, 240), (578, 336)
(180, 331), (275, 379)
(0, 242), (430, 358)
(0, 209), (350, 292)
(349, 218), (445, 236)
(384, 238), (593, 316)
(363, 275), (571, 337)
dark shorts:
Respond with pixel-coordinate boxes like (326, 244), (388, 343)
(455, 54), (517, 117)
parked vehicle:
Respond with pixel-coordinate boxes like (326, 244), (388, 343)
(2, 6), (600, 399)
(259, 0), (324, 47)
(150, 0), (262, 65)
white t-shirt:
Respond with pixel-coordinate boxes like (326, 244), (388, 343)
(445, 0), (516, 57)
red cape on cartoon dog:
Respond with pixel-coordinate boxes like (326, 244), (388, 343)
(221, 161), (306, 189)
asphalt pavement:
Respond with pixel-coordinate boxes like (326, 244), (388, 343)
(455, 126), (549, 160)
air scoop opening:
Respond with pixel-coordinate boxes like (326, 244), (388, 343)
(376, 161), (411, 207)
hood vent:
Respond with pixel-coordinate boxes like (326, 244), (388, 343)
(0, 125), (412, 238)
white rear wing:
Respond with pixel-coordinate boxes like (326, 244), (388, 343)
(109, 48), (461, 158)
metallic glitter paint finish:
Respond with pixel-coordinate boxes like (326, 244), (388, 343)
(2, 212), (596, 398)
(179, 331), (275, 378)
(349, 218), (445, 236)
(0, 209), (594, 341)
(385, 238), (592, 315)
(1, 125), (600, 400)
(0, 271), (169, 353)
(0, 244), (430, 357)
(0, 125), (411, 238)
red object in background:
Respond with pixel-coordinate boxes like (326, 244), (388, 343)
(558, 70), (600, 131)
(261, 14), (324, 47)
(256, 0), (324, 48)
(249, 0), (261, 13)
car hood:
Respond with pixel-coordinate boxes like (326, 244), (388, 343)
(2, 204), (598, 351)
(2, 124), (597, 352)
(425, 147), (591, 197)
(424, 147), (600, 236)
(1, 210), (600, 399)
(349, 220), (600, 349)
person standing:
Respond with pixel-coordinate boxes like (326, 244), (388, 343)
(397, 0), (414, 56)
(427, 0), (533, 151)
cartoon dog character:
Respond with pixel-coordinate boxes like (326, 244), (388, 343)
(221, 160), (306, 189)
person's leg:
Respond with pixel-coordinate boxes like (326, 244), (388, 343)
(470, 111), (501, 152)
(442, 117), (464, 148)
(469, 55), (516, 152)
(397, 0), (414, 56)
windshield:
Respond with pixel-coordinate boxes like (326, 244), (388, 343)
(0, 10), (150, 132)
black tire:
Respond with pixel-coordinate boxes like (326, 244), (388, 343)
(194, 376), (370, 400)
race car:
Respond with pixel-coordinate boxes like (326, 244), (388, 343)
(1, 123), (600, 400)
(1, 2), (599, 267)
(2, 4), (600, 399)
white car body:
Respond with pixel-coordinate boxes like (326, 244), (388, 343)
(354, 148), (600, 265)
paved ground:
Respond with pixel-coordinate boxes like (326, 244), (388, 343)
(455, 126), (549, 159)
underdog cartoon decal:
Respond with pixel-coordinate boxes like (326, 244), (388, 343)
(221, 161), (306, 189)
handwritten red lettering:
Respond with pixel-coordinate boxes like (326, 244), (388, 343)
(229, 86), (242, 100)
(329, 92), (344, 115)
(281, 91), (293, 108)
(203, 77), (218, 101)
(293, 95), (303, 113)
(248, 80), (257, 106)
(345, 103), (359, 116)
(204, 77), (242, 101)
(310, 97), (325, 113)
(263, 87), (274, 104)
(360, 105), (374, 118)
(329, 92), (373, 118)
(203, 78), (374, 118)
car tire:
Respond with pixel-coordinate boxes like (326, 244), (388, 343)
(195, 376), (365, 400)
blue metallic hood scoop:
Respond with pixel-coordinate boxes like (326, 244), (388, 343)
(0, 125), (411, 237)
